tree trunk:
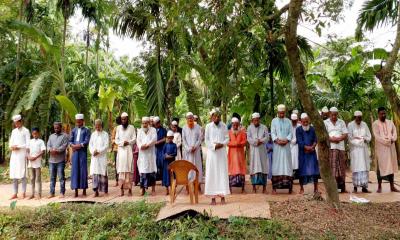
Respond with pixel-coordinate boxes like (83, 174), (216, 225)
(15, 0), (24, 88)
(269, 66), (274, 116)
(376, 5), (400, 118)
(285, 0), (339, 206)
(85, 20), (90, 65)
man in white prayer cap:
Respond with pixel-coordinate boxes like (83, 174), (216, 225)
(290, 113), (301, 176)
(161, 130), (178, 195)
(182, 111), (203, 187)
(153, 116), (167, 182)
(69, 113), (91, 197)
(348, 111), (371, 193)
(9, 114), (30, 199)
(170, 120), (182, 160)
(115, 112), (136, 196)
(324, 107), (348, 193)
(137, 116), (157, 196)
(247, 112), (269, 193)
(296, 113), (320, 194)
(271, 105), (293, 194)
(321, 106), (330, 120)
(204, 110), (230, 204)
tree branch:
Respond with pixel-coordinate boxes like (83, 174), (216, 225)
(265, 3), (289, 21)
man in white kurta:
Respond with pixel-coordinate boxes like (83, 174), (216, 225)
(9, 114), (30, 199)
(247, 112), (269, 193)
(204, 111), (230, 205)
(115, 112), (136, 196)
(137, 117), (157, 196)
(271, 104), (293, 194)
(324, 107), (348, 193)
(290, 113), (300, 174)
(182, 112), (203, 183)
(347, 111), (371, 193)
(89, 119), (109, 196)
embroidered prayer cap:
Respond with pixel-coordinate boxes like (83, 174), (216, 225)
(354, 111), (362, 117)
(12, 114), (22, 122)
(292, 109), (299, 115)
(322, 106), (329, 113)
(290, 113), (298, 120)
(277, 104), (286, 112)
(171, 120), (178, 126)
(251, 112), (260, 119)
(186, 112), (194, 118)
(150, 116), (154, 120)
(142, 116), (150, 122)
(153, 116), (160, 123)
(209, 109), (216, 116)
(121, 112), (129, 118)
(193, 115), (198, 119)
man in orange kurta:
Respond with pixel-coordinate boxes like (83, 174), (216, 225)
(228, 117), (247, 193)
(372, 107), (399, 193)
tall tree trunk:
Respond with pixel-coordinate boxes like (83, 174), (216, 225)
(376, 5), (400, 117)
(285, 0), (339, 206)
(15, 0), (24, 88)
(269, 66), (274, 116)
(85, 20), (90, 65)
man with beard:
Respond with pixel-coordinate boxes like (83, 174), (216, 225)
(115, 112), (136, 196)
(153, 116), (167, 181)
(321, 106), (329, 120)
(372, 107), (399, 193)
(204, 110), (230, 205)
(69, 114), (91, 198)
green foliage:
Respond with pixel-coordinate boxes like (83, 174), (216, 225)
(55, 95), (78, 122)
(0, 202), (298, 239)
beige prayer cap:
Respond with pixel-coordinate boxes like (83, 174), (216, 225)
(75, 113), (84, 120)
(12, 114), (21, 122)
(231, 117), (240, 123)
(290, 113), (298, 120)
(121, 112), (128, 118)
(251, 112), (260, 119)
(329, 107), (338, 113)
(186, 112), (194, 118)
(322, 106), (329, 113)
(277, 104), (286, 112)
(354, 111), (362, 117)
(300, 113), (309, 119)
(142, 116), (150, 122)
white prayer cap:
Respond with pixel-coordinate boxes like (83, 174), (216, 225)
(171, 120), (178, 126)
(194, 115), (198, 119)
(121, 112), (128, 118)
(75, 113), (84, 120)
(322, 106), (329, 113)
(167, 130), (174, 137)
(277, 104), (286, 112)
(153, 116), (160, 123)
(231, 117), (240, 123)
(142, 116), (150, 122)
(12, 114), (21, 122)
(186, 112), (194, 118)
(300, 113), (309, 119)
(251, 112), (260, 119)
(291, 113), (298, 120)
(150, 116), (154, 120)
(292, 109), (299, 115)
(354, 111), (362, 117)
(209, 109), (216, 116)
(329, 107), (338, 113)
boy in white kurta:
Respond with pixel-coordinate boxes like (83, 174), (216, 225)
(204, 111), (230, 205)
(27, 128), (46, 199)
(137, 117), (157, 196)
(89, 119), (109, 197)
(9, 114), (30, 200)
(348, 111), (371, 193)
(290, 114), (300, 175)
(171, 121), (182, 160)
(115, 112), (136, 196)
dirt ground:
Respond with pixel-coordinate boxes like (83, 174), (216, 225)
(270, 198), (400, 239)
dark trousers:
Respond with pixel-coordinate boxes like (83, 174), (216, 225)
(114, 151), (119, 181)
(49, 162), (66, 195)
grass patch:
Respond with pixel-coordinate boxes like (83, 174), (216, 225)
(0, 201), (297, 239)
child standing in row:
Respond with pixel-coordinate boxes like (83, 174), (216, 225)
(27, 128), (46, 199)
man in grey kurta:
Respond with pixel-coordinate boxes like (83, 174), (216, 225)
(247, 112), (269, 193)
(271, 104), (293, 194)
